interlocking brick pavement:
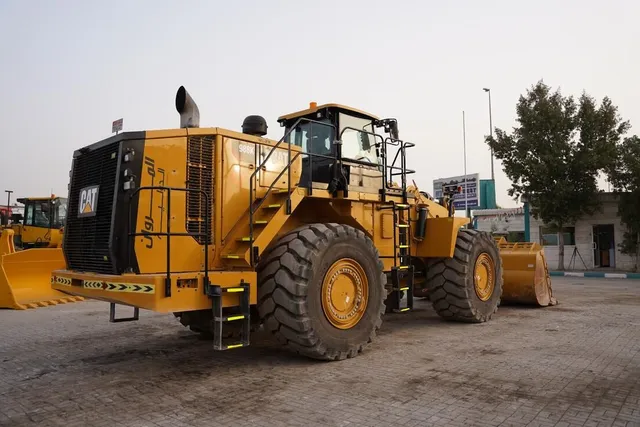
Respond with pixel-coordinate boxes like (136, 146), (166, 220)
(0, 277), (639, 427)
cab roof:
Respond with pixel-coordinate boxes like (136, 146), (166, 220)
(277, 103), (379, 122)
(16, 196), (63, 203)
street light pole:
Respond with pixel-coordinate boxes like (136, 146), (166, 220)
(5, 190), (12, 210)
(483, 88), (494, 181)
(463, 110), (468, 218)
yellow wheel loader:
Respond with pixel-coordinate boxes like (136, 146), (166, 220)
(7, 196), (66, 249)
(0, 197), (84, 309)
(51, 86), (556, 360)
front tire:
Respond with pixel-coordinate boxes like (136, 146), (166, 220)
(425, 229), (503, 323)
(257, 223), (386, 361)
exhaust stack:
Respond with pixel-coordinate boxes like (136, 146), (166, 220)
(175, 86), (200, 128)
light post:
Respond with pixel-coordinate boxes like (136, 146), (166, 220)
(4, 190), (12, 211)
(483, 88), (494, 181)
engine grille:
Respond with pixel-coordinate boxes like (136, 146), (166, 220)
(186, 135), (214, 244)
(64, 142), (120, 274)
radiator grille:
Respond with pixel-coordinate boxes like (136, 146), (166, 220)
(186, 135), (214, 244)
(64, 142), (120, 274)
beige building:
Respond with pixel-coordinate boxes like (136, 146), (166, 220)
(473, 193), (636, 271)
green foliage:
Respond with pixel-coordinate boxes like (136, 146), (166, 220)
(607, 136), (640, 271)
(486, 80), (630, 270)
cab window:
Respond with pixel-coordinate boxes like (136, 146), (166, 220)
(24, 203), (34, 226)
(286, 119), (334, 157)
(339, 113), (379, 164)
(24, 200), (52, 228)
(53, 198), (67, 228)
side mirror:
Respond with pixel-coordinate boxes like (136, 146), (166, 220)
(389, 121), (399, 140)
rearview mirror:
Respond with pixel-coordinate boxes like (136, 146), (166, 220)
(389, 121), (399, 140)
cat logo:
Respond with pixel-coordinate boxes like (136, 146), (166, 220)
(78, 185), (100, 218)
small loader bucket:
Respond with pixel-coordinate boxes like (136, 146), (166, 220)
(0, 230), (84, 310)
(496, 237), (558, 307)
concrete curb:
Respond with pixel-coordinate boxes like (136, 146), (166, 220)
(550, 271), (640, 279)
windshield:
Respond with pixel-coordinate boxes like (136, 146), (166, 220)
(339, 113), (379, 164)
(23, 198), (67, 228)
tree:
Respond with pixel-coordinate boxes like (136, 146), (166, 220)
(486, 81), (630, 270)
(607, 135), (640, 271)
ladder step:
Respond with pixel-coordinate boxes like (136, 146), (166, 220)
(396, 224), (409, 228)
(237, 236), (252, 242)
(272, 188), (293, 194)
(214, 342), (249, 351)
(389, 266), (414, 313)
(265, 204), (282, 209)
(222, 254), (243, 259)
(397, 245), (409, 249)
(210, 282), (251, 351)
(396, 204), (410, 209)
(254, 220), (268, 225)
(215, 314), (247, 322)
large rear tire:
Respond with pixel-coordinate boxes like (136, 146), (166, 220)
(425, 229), (503, 323)
(257, 223), (386, 361)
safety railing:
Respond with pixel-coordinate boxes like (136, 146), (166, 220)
(126, 186), (210, 298)
(248, 118), (337, 266)
(382, 137), (416, 203)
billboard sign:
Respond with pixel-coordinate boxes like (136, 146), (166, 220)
(433, 173), (480, 210)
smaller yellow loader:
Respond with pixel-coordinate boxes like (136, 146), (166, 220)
(0, 196), (84, 309)
(7, 196), (66, 249)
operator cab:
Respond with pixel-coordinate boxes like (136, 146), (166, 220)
(15, 197), (67, 230)
(278, 103), (401, 194)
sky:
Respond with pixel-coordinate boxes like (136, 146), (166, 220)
(0, 0), (638, 209)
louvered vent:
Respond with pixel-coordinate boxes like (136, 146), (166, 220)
(186, 135), (214, 244)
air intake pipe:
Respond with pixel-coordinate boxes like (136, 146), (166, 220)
(175, 86), (200, 128)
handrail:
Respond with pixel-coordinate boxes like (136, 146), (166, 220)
(248, 117), (336, 265)
(380, 136), (415, 202)
(127, 186), (210, 298)
(246, 116), (416, 264)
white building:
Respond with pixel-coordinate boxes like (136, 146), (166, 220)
(473, 193), (636, 271)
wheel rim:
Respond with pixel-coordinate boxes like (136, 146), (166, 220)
(474, 253), (495, 301)
(321, 258), (369, 329)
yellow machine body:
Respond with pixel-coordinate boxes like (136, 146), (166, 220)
(51, 126), (466, 309)
(0, 229), (82, 310)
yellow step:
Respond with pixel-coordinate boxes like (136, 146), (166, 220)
(222, 254), (244, 260)
(264, 204), (282, 209)
(253, 220), (268, 225)
(237, 236), (252, 242)
(272, 188), (293, 194)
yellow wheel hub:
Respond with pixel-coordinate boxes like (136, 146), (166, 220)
(321, 259), (369, 329)
(474, 253), (495, 301)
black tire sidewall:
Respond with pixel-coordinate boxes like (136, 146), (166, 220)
(465, 232), (502, 317)
(306, 234), (384, 352)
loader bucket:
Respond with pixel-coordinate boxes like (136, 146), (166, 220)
(495, 237), (558, 307)
(0, 230), (84, 310)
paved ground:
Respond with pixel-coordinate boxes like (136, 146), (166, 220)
(0, 277), (639, 427)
